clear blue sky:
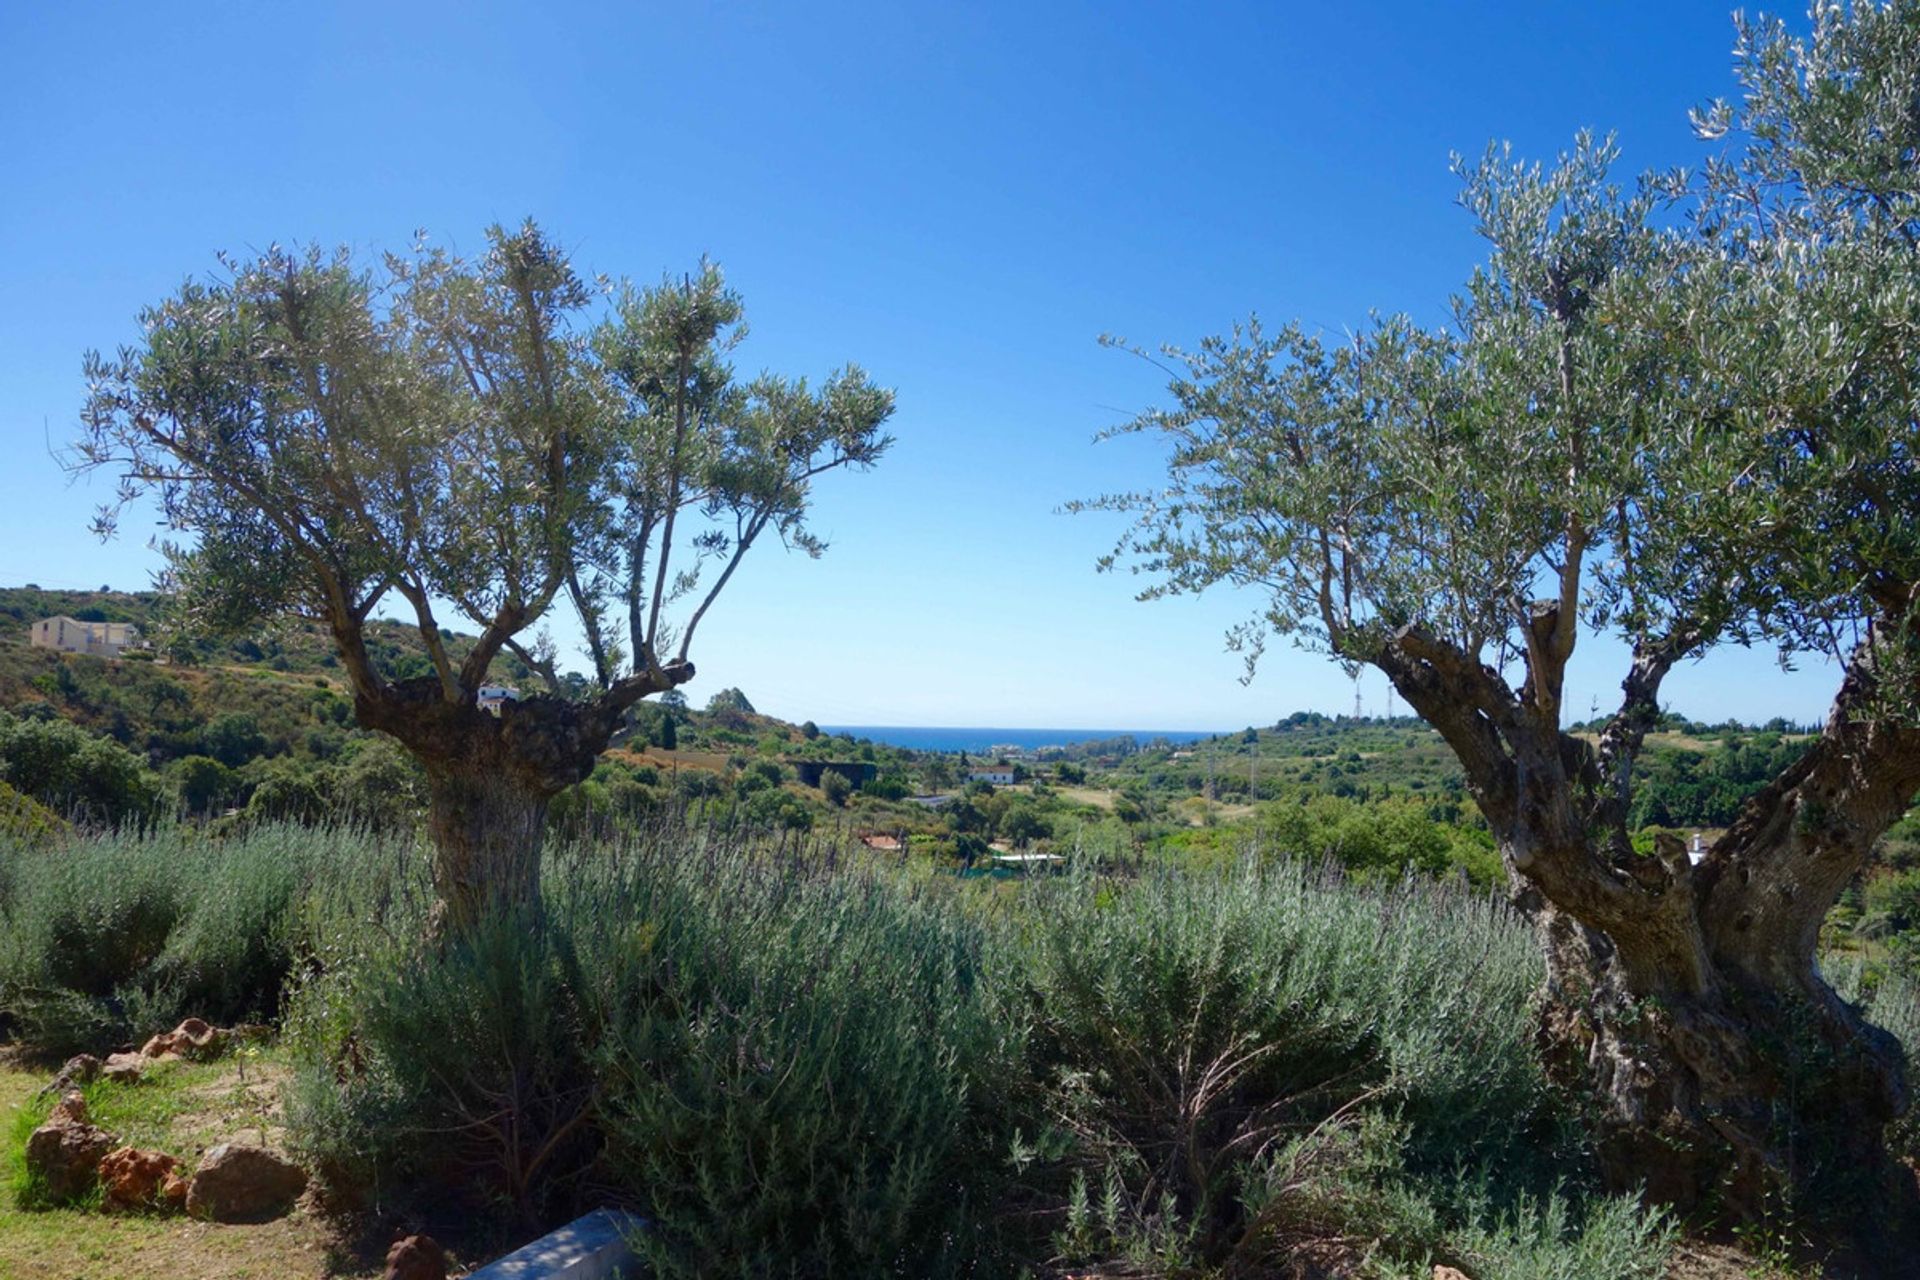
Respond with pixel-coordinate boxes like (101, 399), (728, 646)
(0, 1), (1839, 730)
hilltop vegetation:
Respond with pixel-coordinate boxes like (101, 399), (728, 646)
(2, 587), (1906, 874)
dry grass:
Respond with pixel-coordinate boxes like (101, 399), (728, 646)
(1057, 785), (1117, 810)
(610, 744), (732, 774)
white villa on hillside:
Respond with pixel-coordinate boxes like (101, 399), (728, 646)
(967, 763), (1017, 785)
(29, 616), (141, 658)
(477, 684), (521, 716)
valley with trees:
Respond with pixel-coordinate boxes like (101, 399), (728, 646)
(9, 3), (1920, 1279)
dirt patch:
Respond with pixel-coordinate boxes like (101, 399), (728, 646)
(1666, 1239), (1777, 1279)
(611, 744), (732, 773)
(170, 1061), (290, 1155)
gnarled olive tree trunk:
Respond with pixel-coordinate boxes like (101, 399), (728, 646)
(349, 660), (693, 933)
(1377, 618), (1920, 1231)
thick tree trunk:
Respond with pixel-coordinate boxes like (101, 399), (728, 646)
(1374, 621), (1920, 1241)
(345, 661), (692, 932)
(424, 766), (553, 934)
(1533, 884), (1908, 1225)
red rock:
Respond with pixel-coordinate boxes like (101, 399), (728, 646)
(142, 1016), (225, 1061)
(99, 1145), (184, 1213)
(45, 1054), (102, 1095)
(48, 1089), (88, 1125)
(383, 1233), (449, 1280)
(24, 1111), (116, 1203)
(185, 1142), (308, 1222)
(101, 1052), (144, 1084)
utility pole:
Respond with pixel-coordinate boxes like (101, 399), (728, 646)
(1204, 738), (1215, 815)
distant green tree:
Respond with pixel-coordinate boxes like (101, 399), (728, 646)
(199, 711), (268, 769)
(244, 761), (328, 825)
(999, 802), (1049, 848)
(0, 710), (160, 825)
(706, 688), (756, 715)
(746, 787), (812, 831)
(820, 769), (852, 807)
(332, 738), (423, 831)
(920, 756), (955, 793)
(865, 772), (912, 801)
(172, 754), (237, 815)
(952, 832), (990, 868)
(944, 795), (988, 836)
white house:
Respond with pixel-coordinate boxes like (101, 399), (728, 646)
(477, 684), (521, 717)
(967, 764), (1017, 785)
(29, 616), (140, 658)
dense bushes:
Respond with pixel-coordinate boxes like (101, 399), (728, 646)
(0, 708), (162, 825)
(0, 825), (396, 1054)
(585, 844), (1020, 1273)
(1015, 859), (1635, 1275)
(284, 822), (1021, 1271)
(4, 819), (1704, 1276)
(273, 824), (1672, 1277)
(1256, 794), (1503, 885)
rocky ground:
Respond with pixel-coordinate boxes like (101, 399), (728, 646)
(0, 1032), (421, 1280)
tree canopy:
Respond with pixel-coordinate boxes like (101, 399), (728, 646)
(77, 223), (893, 715)
(1084, 13), (1920, 844)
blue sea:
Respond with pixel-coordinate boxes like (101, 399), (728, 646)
(819, 725), (1219, 753)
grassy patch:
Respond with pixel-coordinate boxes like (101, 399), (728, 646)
(0, 1060), (377, 1280)
(83, 1057), (262, 1158)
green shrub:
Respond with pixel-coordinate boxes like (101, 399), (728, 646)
(300, 908), (596, 1222)
(1016, 857), (1561, 1270)
(1256, 793), (1501, 885)
(244, 760), (328, 824)
(585, 838), (1019, 1276)
(171, 754), (238, 814)
(0, 824), (395, 1054)
(0, 779), (64, 840)
(0, 708), (162, 826)
(330, 738), (422, 831)
(1439, 1183), (1673, 1280)
(285, 821), (1022, 1272)
(0, 819), (1712, 1278)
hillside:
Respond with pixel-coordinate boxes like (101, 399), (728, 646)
(3, 586), (1910, 875)
(0, 585), (509, 680)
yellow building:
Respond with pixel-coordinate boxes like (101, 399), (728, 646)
(29, 616), (141, 658)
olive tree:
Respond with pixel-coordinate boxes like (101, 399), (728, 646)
(77, 223), (892, 929)
(1082, 4), (1920, 1226)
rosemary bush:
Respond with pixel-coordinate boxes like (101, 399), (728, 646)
(0, 823), (399, 1055)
